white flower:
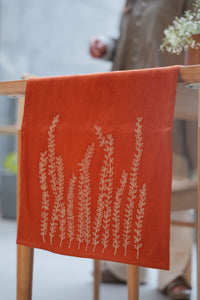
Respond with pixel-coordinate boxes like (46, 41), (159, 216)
(160, 0), (200, 54)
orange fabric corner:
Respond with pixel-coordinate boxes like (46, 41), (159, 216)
(17, 66), (179, 270)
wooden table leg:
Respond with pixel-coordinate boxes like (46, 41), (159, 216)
(198, 90), (200, 300)
(128, 264), (139, 300)
(17, 245), (34, 300)
(93, 260), (101, 300)
(17, 96), (34, 300)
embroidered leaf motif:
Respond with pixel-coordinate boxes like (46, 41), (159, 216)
(38, 115), (148, 259)
(39, 151), (49, 243)
(134, 184), (147, 259)
(56, 156), (66, 246)
(48, 114), (59, 197)
(47, 115), (66, 246)
(48, 115), (60, 244)
(112, 170), (128, 255)
(67, 173), (76, 248)
(92, 126), (114, 253)
(77, 142), (95, 250)
(123, 117), (143, 256)
(59, 202), (66, 246)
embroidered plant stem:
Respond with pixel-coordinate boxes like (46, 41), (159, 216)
(48, 114), (59, 197)
(92, 191), (104, 252)
(59, 202), (66, 246)
(67, 174), (76, 248)
(56, 156), (66, 247)
(39, 151), (49, 243)
(102, 134), (114, 253)
(134, 184), (147, 259)
(77, 143), (95, 250)
(92, 126), (107, 251)
(123, 117), (143, 256)
(47, 115), (63, 245)
(92, 126), (114, 253)
(112, 170), (128, 255)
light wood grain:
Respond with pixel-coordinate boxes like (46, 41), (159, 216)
(0, 65), (198, 97)
(93, 260), (101, 300)
(170, 220), (195, 228)
(17, 97), (25, 222)
(198, 90), (200, 300)
(0, 66), (198, 123)
(179, 65), (200, 84)
(0, 125), (17, 134)
(17, 246), (34, 300)
(0, 80), (27, 96)
(128, 265), (139, 300)
(17, 96), (34, 300)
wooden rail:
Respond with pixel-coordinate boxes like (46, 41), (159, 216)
(0, 125), (18, 135)
(178, 65), (200, 84)
(0, 65), (198, 96)
(0, 80), (27, 96)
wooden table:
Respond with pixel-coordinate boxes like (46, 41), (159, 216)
(0, 65), (199, 300)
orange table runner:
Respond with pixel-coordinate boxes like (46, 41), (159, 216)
(17, 66), (179, 270)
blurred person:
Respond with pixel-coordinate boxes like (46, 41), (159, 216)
(89, 1), (197, 299)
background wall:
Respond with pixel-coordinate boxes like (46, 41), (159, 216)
(0, 0), (123, 208)
(0, 0), (123, 78)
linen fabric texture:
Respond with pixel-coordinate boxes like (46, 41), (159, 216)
(17, 66), (179, 270)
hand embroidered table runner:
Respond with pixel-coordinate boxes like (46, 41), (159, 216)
(17, 66), (179, 270)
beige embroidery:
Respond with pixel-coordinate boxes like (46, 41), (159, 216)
(38, 115), (149, 258)
(92, 127), (106, 251)
(59, 203), (66, 246)
(48, 115), (60, 244)
(92, 126), (114, 253)
(48, 114), (60, 198)
(77, 143), (95, 250)
(39, 151), (49, 243)
(92, 192), (104, 251)
(112, 170), (128, 255)
(49, 154), (65, 246)
(123, 117), (143, 256)
(134, 184), (147, 259)
(45, 115), (66, 246)
(67, 174), (76, 248)
(56, 156), (66, 246)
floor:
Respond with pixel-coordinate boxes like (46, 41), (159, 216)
(0, 218), (198, 300)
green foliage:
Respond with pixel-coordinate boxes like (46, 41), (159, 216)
(3, 152), (17, 174)
(160, 0), (200, 54)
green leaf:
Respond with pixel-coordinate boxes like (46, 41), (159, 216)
(3, 152), (17, 173)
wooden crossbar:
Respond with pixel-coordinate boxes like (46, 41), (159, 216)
(0, 80), (27, 96)
(0, 65), (199, 96)
(0, 126), (18, 135)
